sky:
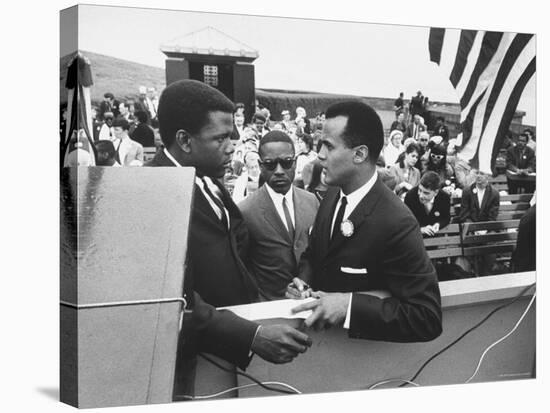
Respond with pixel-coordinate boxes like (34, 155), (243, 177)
(75, 4), (536, 125)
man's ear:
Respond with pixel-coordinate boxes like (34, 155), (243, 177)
(175, 129), (192, 153)
(353, 145), (369, 163)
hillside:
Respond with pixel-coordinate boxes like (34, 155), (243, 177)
(60, 51), (166, 105)
(59, 50), (455, 115)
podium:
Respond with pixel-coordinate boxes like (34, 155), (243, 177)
(60, 166), (195, 408)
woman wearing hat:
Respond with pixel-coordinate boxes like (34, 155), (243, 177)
(382, 130), (405, 168)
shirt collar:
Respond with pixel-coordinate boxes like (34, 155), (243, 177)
(265, 182), (294, 205)
(338, 170), (378, 206)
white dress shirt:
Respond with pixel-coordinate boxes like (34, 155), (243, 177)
(476, 186), (486, 208)
(163, 148), (229, 227)
(265, 184), (295, 231)
(328, 171), (378, 329)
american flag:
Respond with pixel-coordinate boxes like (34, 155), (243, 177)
(428, 28), (535, 173)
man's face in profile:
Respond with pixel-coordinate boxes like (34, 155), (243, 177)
(189, 111), (234, 178)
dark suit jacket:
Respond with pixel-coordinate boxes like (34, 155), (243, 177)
(458, 184), (500, 223)
(299, 177), (442, 342)
(130, 123), (155, 147)
(405, 122), (427, 138)
(146, 150), (259, 395)
(506, 145), (536, 172)
(239, 185), (319, 300)
(404, 186), (451, 230)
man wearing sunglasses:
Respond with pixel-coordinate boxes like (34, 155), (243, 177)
(288, 101), (442, 343)
(239, 131), (319, 300)
(146, 80), (311, 399)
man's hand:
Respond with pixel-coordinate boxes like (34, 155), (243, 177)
(251, 325), (312, 364)
(286, 277), (312, 299)
(291, 293), (351, 330)
(421, 225), (435, 237)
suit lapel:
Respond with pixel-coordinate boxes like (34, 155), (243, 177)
(293, 187), (307, 242)
(479, 186), (491, 213)
(259, 186), (293, 245)
(326, 178), (383, 256)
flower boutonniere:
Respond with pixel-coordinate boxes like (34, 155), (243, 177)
(472, 188), (478, 194)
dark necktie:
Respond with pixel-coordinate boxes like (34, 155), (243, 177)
(201, 178), (229, 230)
(331, 196), (347, 240)
(282, 197), (295, 241)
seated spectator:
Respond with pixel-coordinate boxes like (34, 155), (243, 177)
(280, 109), (295, 132)
(233, 110), (246, 140)
(295, 134), (318, 184)
(523, 128), (536, 152)
(415, 131), (431, 170)
(232, 150), (261, 204)
(390, 112), (407, 134)
(405, 114), (427, 140)
(112, 117), (144, 166)
(130, 110), (155, 147)
(506, 132), (536, 194)
(382, 130), (404, 168)
(252, 112), (269, 137)
(446, 139), (472, 189)
(404, 171), (451, 237)
(389, 142), (421, 197)
(424, 143), (455, 191)
(95, 140), (122, 167)
(458, 169), (500, 223)
(294, 106), (311, 134)
(303, 160), (328, 202)
(98, 111), (115, 141)
(433, 116), (449, 141)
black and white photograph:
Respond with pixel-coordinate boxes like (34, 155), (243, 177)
(3, 1), (546, 412)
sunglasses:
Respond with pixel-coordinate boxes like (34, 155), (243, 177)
(430, 153), (444, 160)
(259, 158), (295, 171)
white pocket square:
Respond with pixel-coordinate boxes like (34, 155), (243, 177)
(340, 266), (368, 274)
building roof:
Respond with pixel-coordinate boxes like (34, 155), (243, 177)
(160, 26), (259, 61)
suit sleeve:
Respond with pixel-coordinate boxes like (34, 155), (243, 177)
(349, 214), (442, 342)
(459, 188), (472, 223)
(506, 148), (518, 172)
(192, 292), (259, 370)
(487, 189), (500, 221)
(438, 193), (451, 229)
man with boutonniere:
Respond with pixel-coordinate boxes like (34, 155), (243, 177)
(287, 101), (442, 343)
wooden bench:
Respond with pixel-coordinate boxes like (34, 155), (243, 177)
(143, 146), (157, 163)
(424, 223), (463, 260)
(461, 220), (520, 272)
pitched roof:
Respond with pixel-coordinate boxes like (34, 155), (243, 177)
(160, 26), (259, 60)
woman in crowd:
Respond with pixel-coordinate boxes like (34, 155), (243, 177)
(382, 130), (404, 168)
(303, 160), (328, 202)
(424, 143), (456, 189)
(295, 134), (318, 184)
(389, 142), (421, 198)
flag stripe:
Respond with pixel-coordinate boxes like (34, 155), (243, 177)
(458, 90), (486, 151)
(450, 30), (477, 87)
(428, 28), (445, 64)
(488, 57), (536, 169)
(459, 31), (503, 109)
(438, 29), (462, 80)
(481, 33), (533, 134)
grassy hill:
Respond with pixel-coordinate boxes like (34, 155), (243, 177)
(60, 51), (166, 105)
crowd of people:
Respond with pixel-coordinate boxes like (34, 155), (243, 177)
(61, 79), (536, 399)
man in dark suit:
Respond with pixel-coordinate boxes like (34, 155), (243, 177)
(506, 132), (536, 194)
(146, 80), (311, 398)
(404, 171), (451, 237)
(239, 131), (319, 301)
(458, 169), (500, 276)
(405, 114), (427, 140)
(458, 169), (500, 223)
(289, 101), (442, 342)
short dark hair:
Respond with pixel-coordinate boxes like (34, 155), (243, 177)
(252, 112), (266, 123)
(258, 130), (295, 158)
(157, 79), (234, 148)
(135, 110), (149, 124)
(104, 92), (114, 100)
(325, 101), (384, 162)
(112, 116), (130, 131)
(95, 140), (116, 158)
(436, 116), (445, 122)
(420, 171), (441, 191)
(519, 132), (529, 141)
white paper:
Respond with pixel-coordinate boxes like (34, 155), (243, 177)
(218, 298), (316, 321)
